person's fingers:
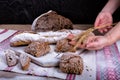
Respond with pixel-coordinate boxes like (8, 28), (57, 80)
(69, 40), (76, 46)
(95, 13), (105, 26)
(86, 41), (99, 48)
(85, 46), (95, 50)
(103, 28), (108, 32)
(99, 29), (104, 33)
(94, 17), (100, 27)
(107, 26), (112, 29)
(69, 40), (86, 49)
(99, 25), (111, 33)
(67, 34), (75, 40)
(78, 44), (86, 49)
(86, 36), (96, 44)
(86, 47), (100, 50)
(95, 12), (113, 33)
(108, 13), (113, 23)
(86, 43), (103, 50)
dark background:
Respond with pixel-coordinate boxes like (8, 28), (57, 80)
(0, 0), (119, 24)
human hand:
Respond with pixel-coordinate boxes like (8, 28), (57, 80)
(67, 33), (94, 49)
(67, 34), (86, 49)
(94, 11), (113, 33)
(85, 36), (110, 50)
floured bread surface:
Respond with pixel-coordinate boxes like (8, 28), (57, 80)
(5, 49), (18, 67)
(19, 53), (31, 70)
(55, 38), (73, 52)
(60, 53), (83, 74)
(10, 30), (83, 47)
(32, 10), (73, 32)
(25, 41), (50, 57)
(10, 32), (40, 47)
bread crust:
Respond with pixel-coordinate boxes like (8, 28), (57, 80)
(10, 30), (83, 47)
(19, 53), (31, 70)
(60, 53), (83, 74)
(25, 41), (50, 57)
(5, 49), (18, 67)
(32, 10), (73, 32)
(55, 38), (73, 52)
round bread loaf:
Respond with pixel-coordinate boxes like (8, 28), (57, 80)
(59, 53), (83, 74)
(32, 10), (73, 32)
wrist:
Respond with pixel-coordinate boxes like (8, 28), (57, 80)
(101, 9), (113, 15)
(104, 33), (116, 46)
(100, 0), (119, 14)
(100, 11), (112, 15)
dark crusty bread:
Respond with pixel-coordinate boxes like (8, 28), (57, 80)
(19, 53), (31, 70)
(5, 49), (18, 67)
(55, 38), (73, 52)
(25, 41), (50, 57)
(59, 53), (83, 74)
(32, 10), (73, 32)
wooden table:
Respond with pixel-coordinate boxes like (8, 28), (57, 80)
(0, 24), (92, 31)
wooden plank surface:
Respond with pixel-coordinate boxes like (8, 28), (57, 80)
(0, 24), (31, 31)
(0, 24), (93, 31)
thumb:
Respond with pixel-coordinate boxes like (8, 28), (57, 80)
(67, 34), (75, 40)
(86, 41), (99, 48)
(94, 18), (100, 27)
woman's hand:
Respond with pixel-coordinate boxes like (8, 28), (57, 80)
(67, 33), (95, 49)
(85, 36), (110, 50)
(94, 11), (113, 33)
(67, 34), (86, 49)
(67, 34), (111, 50)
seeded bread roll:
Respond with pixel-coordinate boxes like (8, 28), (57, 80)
(32, 10), (73, 32)
(5, 49), (18, 67)
(59, 53), (83, 74)
(25, 41), (50, 57)
(55, 38), (73, 52)
(19, 53), (31, 70)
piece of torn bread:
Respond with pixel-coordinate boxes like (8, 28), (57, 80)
(19, 53), (31, 70)
(5, 49), (18, 67)
(25, 41), (50, 57)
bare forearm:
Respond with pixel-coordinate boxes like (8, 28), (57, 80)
(105, 22), (120, 45)
(101, 0), (120, 14)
